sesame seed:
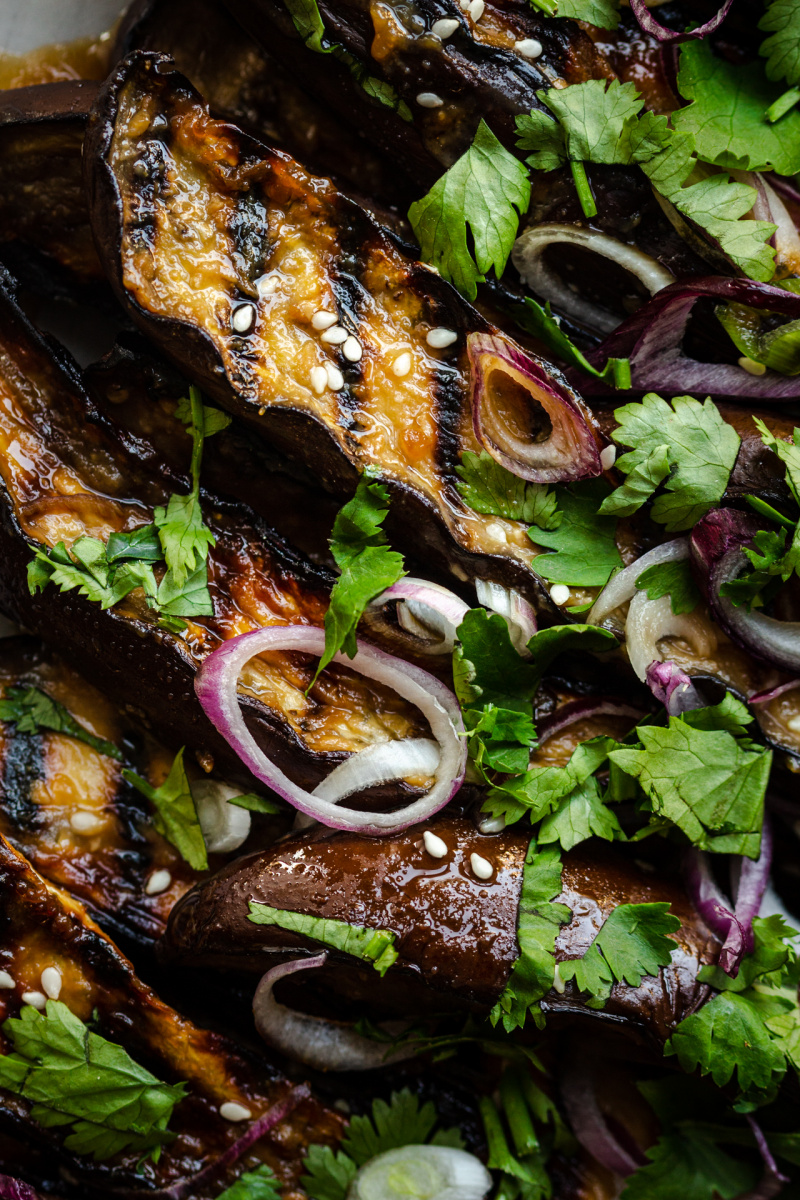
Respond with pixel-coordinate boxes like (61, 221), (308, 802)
(0, 971), (14, 989)
(550, 584), (571, 607)
(470, 852), (493, 880)
(310, 366), (328, 395)
(426, 327), (458, 349)
(552, 963), (566, 994)
(416, 92), (444, 108)
(321, 325), (349, 345)
(22, 991), (47, 1010)
(392, 352), (412, 377)
(738, 355), (767, 376)
(515, 37), (543, 58)
(325, 363), (345, 391)
(145, 869), (172, 896)
(220, 1102), (252, 1122)
(478, 813), (506, 834)
(423, 830), (448, 858)
(312, 310), (337, 331)
(257, 275), (279, 296)
(231, 303), (256, 334)
(70, 811), (106, 835)
(41, 967), (62, 999)
(432, 16), (460, 37)
(486, 522), (508, 544)
(342, 336), (362, 362)
(469, 0), (485, 19)
(600, 444), (616, 471)
(788, 715), (800, 734)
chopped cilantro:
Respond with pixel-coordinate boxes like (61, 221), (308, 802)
(0, 686), (122, 761)
(247, 903), (398, 976)
(0, 999), (185, 1162)
(667, 991), (787, 1095)
(532, 481), (622, 588)
(538, 775), (624, 851)
(517, 79), (644, 172)
(217, 1166), (281, 1200)
(754, 416), (800, 503)
(634, 559), (700, 615)
(507, 296), (631, 389)
(154, 385), (218, 589)
(456, 450), (561, 531)
(408, 120), (531, 300)
(226, 793), (281, 814)
(555, 0), (619, 28)
(123, 748), (208, 871)
(760, 0), (800, 87)
(599, 394), (740, 531)
(484, 737), (617, 832)
(558, 901), (680, 1009)
(621, 1128), (755, 1200)
(525, 623), (617, 694)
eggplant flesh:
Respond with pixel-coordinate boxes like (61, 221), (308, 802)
(161, 812), (719, 1049)
(0, 830), (344, 1196)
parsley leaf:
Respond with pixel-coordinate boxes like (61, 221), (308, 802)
(538, 775), (624, 851)
(227, 793), (281, 814)
(532, 481), (622, 587)
(408, 120), (531, 300)
(634, 559), (700, 615)
(316, 468), (405, 680)
(559, 901), (680, 1009)
(123, 748), (208, 871)
(456, 450), (561, 531)
(154, 385), (217, 590)
(247, 903), (398, 976)
(621, 1128), (754, 1200)
(0, 686), (122, 761)
(600, 394), (740, 531)
(720, 526), (798, 609)
(667, 991), (787, 1094)
(485, 736), (617, 831)
(0, 999), (185, 1161)
(760, 0), (800, 87)
(217, 1166), (281, 1200)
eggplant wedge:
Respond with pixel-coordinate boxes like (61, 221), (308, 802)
(161, 814), (719, 1049)
(86, 53), (606, 607)
(0, 830), (344, 1195)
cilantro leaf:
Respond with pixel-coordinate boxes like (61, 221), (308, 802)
(227, 793), (281, 814)
(754, 416), (800, 504)
(316, 468), (405, 680)
(720, 526), (798, 610)
(409, 120), (531, 300)
(532, 481), (622, 587)
(155, 557), (214, 619)
(555, 0), (620, 29)
(621, 1128), (755, 1200)
(760, 0), (800, 87)
(667, 991), (787, 1094)
(507, 296), (631, 389)
(634, 559), (700, 615)
(538, 775), (624, 851)
(599, 444), (671, 520)
(559, 901), (680, 1009)
(485, 736), (615, 828)
(541, 78), (644, 165)
(248, 903), (398, 976)
(106, 524), (161, 564)
(0, 686), (122, 761)
(0, 999), (185, 1162)
(173, 393), (231, 438)
(302, 1145), (358, 1200)
(680, 693), (755, 738)
(154, 492), (215, 592)
(123, 748), (208, 871)
(454, 609), (539, 715)
(600, 394), (740, 531)
(217, 1166), (281, 1200)
(456, 450), (561, 530)
(28, 538), (143, 610)
(526, 624), (617, 693)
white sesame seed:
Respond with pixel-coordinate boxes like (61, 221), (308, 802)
(468, 0), (485, 19)
(738, 356), (767, 376)
(70, 811), (106, 835)
(515, 37), (543, 58)
(486, 522), (508, 544)
(325, 363), (345, 391)
(478, 813), (506, 834)
(22, 991), (47, 1010)
(600, 444), (617, 471)
(470, 852), (493, 880)
(0, 971), (14, 989)
(550, 584), (571, 607)
(41, 967), (62, 1000)
(257, 275), (279, 297)
(788, 715), (800, 734)
(552, 963), (566, 994)
(220, 1102), (252, 1122)
(312, 310), (338, 331)
(321, 325), (349, 345)
(231, 304), (256, 334)
(145, 869), (172, 896)
(392, 352), (412, 377)
(416, 92), (444, 108)
(426, 327), (457, 349)
(423, 830), (448, 858)
(342, 336), (362, 362)
(310, 366), (328, 395)
(432, 17), (460, 37)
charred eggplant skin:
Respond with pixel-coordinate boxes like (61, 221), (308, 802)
(161, 814), (719, 1047)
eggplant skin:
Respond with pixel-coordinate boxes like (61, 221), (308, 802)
(161, 814), (719, 1048)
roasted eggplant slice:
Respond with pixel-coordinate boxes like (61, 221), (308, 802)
(161, 814), (719, 1049)
(86, 53), (605, 607)
(0, 830), (344, 1195)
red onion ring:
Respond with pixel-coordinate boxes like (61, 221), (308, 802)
(538, 697), (644, 744)
(629, 0), (733, 44)
(646, 660), (705, 715)
(0, 1179), (41, 1200)
(749, 680), (800, 705)
(744, 1116), (790, 1198)
(369, 579), (470, 655)
(474, 579), (537, 655)
(560, 1061), (645, 1177)
(253, 953), (416, 1071)
(588, 538), (689, 628)
(626, 591), (716, 681)
(468, 331), (602, 483)
(194, 626), (466, 835)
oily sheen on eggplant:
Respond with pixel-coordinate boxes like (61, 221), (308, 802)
(0, 831), (344, 1196)
(85, 52), (603, 608)
(161, 814), (720, 1048)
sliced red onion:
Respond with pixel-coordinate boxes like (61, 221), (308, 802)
(253, 953), (416, 1071)
(369, 579), (470, 655)
(191, 779), (251, 854)
(691, 508), (800, 673)
(749, 174), (800, 275)
(646, 660), (705, 715)
(538, 697), (644, 744)
(0, 1179), (41, 1200)
(750, 680), (800, 705)
(511, 224), (674, 337)
(560, 1061), (645, 1177)
(467, 331), (601, 483)
(730, 818), (773, 946)
(194, 626), (465, 836)
(571, 278), (800, 399)
(625, 591), (717, 681)
(743, 1116), (790, 1198)
(629, 0), (733, 43)
(475, 579), (537, 655)
(312, 738), (440, 803)
(587, 538), (689, 628)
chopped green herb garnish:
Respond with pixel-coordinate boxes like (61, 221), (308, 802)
(0, 686), (122, 761)
(217, 1166), (281, 1200)
(532, 481), (622, 588)
(123, 748), (208, 871)
(226, 793), (281, 814)
(635, 559), (701, 615)
(559, 901), (680, 1009)
(456, 450), (561, 531)
(507, 296), (631, 389)
(760, 0), (800, 88)
(247, 903), (398, 976)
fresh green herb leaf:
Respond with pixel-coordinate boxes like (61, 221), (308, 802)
(0, 686), (122, 761)
(227, 793), (281, 814)
(680, 693), (756, 738)
(0, 1000), (185, 1162)
(217, 1165), (281, 1200)
(247, 903), (398, 975)
(667, 991), (787, 1094)
(760, 0), (800, 87)
(599, 444), (671, 520)
(699, 915), (797, 994)
(754, 417), (800, 504)
(454, 609), (539, 715)
(106, 524), (161, 564)
(507, 296), (631, 389)
(409, 120), (531, 300)
(123, 748), (208, 871)
(621, 1128), (755, 1200)
(634, 559), (700, 615)
(28, 538), (144, 611)
(302, 1145), (358, 1200)
(485, 737), (616, 828)
(456, 450), (561, 531)
(155, 557), (214, 619)
(559, 901), (680, 1009)
(720, 527), (798, 610)
(532, 481), (622, 588)
(538, 775), (624, 851)
(173, 394), (231, 438)
(716, 302), (800, 377)
(154, 385), (216, 590)
(517, 79), (645, 170)
(556, 0), (620, 28)
(526, 624), (617, 694)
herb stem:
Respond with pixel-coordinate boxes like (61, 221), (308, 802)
(500, 1069), (540, 1157)
(479, 1096), (514, 1171)
(188, 384), (205, 492)
(569, 160), (597, 219)
(766, 86), (800, 124)
(744, 494), (796, 530)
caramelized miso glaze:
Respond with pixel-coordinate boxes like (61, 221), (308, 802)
(0, 34), (112, 91)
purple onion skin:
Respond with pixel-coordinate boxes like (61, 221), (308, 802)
(0, 1179), (41, 1200)
(684, 848), (747, 976)
(630, 0), (733, 43)
(744, 1117), (790, 1198)
(569, 278), (800, 399)
(646, 660), (705, 716)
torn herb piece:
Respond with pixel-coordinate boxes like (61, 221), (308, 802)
(635, 558), (700, 615)
(507, 296), (631, 389)
(123, 748), (208, 871)
(456, 450), (561, 531)
(559, 901), (680, 1009)
(0, 686), (122, 761)
(217, 1166), (281, 1200)
(532, 481), (622, 587)
(248, 903), (398, 976)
